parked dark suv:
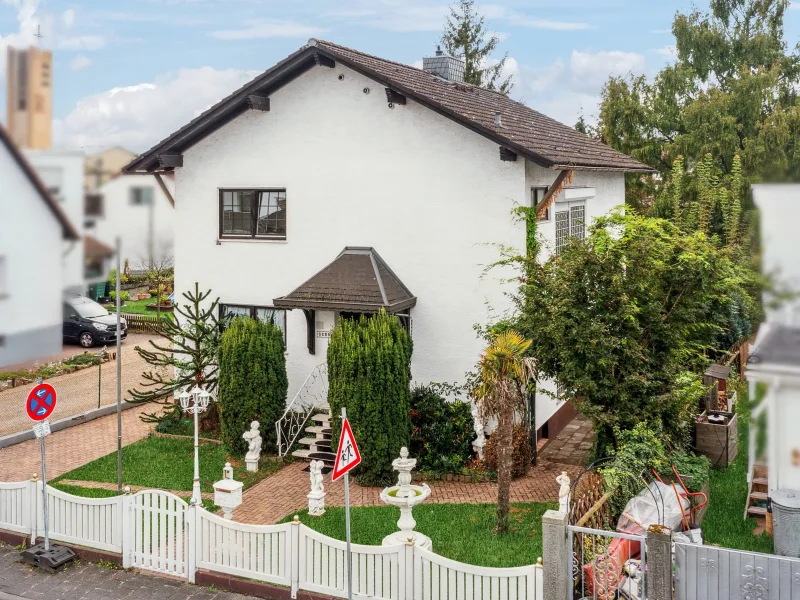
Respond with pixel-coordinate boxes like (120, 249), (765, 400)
(63, 296), (127, 348)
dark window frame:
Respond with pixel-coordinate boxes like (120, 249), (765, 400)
(218, 188), (287, 241)
(219, 303), (287, 347)
(532, 186), (550, 222)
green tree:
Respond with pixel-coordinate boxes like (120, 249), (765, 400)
(217, 317), (287, 455)
(513, 211), (758, 453)
(441, 0), (513, 94)
(130, 283), (225, 424)
(597, 0), (800, 209)
(327, 310), (412, 486)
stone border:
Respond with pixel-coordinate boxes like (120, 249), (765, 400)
(0, 400), (142, 449)
(0, 353), (115, 390)
(416, 471), (496, 483)
(149, 428), (224, 445)
(197, 569), (337, 600)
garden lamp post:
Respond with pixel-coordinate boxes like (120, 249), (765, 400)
(178, 386), (213, 504)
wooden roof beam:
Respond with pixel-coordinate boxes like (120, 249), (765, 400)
(499, 147), (517, 162)
(247, 94), (270, 111)
(535, 169), (574, 218)
(314, 52), (335, 68)
(157, 153), (183, 169)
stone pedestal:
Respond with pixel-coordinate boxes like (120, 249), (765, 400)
(307, 490), (326, 516)
(245, 458), (259, 472)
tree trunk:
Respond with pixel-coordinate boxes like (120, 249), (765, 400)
(496, 402), (514, 532)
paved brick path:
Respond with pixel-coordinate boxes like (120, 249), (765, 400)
(0, 544), (247, 600)
(538, 414), (595, 466)
(0, 404), (157, 482)
(233, 459), (582, 524)
(0, 334), (162, 438)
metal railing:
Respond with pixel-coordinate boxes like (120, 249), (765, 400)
(276, 363), (329, 457)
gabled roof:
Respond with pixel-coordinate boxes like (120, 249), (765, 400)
(748, 324), (800, 370)
(123, 40), (654, 175)
(273, 247), (417, 313)
(0, 125), (80, 240)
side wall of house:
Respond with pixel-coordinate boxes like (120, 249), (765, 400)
(175, 62), (529, 402)
(524, 160), (626, 436)
(0, 144), (64, 367)
(91, 174), (175, 269)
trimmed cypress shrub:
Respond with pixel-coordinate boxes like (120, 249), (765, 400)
(217, 317), (288, 456)
(327, 310), (412, 486)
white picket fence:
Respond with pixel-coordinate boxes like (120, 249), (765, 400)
(0, 479), (544, 600)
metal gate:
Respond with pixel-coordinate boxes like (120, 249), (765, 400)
(130, 490), (190, 579)
(675, 542), (800, 600)
(567, 524), (647, 599)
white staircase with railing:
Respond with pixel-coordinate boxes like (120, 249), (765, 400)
(275, 363), (331, 460)
(291, 405), (336, 467)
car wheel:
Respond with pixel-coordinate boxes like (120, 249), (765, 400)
(79, 331), (95, 348)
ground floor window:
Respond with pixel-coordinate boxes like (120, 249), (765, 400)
(220, 303), (287, 346)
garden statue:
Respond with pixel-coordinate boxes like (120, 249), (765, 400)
(471, 403), (487, 461)
(307, 460), (326, 516)
(243, 421), (262, 472)
(379, 447), (432, 549)
(556, 471), (571, 515)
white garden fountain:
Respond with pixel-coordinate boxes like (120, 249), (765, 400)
(379, 447), (432, 550)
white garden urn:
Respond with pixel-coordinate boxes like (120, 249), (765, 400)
(379, 447), (432, 550)
(214, 462), (243, 520)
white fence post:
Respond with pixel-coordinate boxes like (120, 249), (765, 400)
(290, 516), (301, 599)
(187, 501), (197, 584)
(121, 489), (132, 568)
(403, 538), (414, 600)
(28, 476), (39, 543)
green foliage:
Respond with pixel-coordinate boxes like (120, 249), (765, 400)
(327, 310), (413, 486)
(109, 290), (130, 302)
(600, 423), (668, 509)
(106, 269), (128, 284)
(441, 0), (513, 94)
(217, 316), (287, 455)
(409, 384), (475, 474)
(666, 451), (711, 493)
(515, 211), (758, 450)
(597, 0), (800, 211)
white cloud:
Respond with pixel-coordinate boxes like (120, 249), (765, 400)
(790, 2), (799, 9)
(210, 19), (324, 40)
(56, 34), (105, 50)
(61, 8), (74, 29)
(569, 50), (646, 92)
(69, 54), (91, 70)
(653, 45), (676, 58)
(54, 66), (261, 152)
(324, 1), (450, 32)
(511, 17), (590, 31)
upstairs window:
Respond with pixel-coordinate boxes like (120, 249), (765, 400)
(220, 303), (287, 346)
(531, 186), (550, 222)
(130, 187), (154, 206)
(555, 202), (586, 255)
(219, 189), (286, 240)
(85, 193), (104, 217)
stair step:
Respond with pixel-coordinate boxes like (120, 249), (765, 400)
(311, 414), (331, 423)
(308, 451), (336, 464)
(292, 449), (315, 460)
(748, 506), (768, 516)
(750, 491), (769, 501)
(306, 426), (332, 436)
(753, 477), (769, 486)
(297, 437), (332, 451)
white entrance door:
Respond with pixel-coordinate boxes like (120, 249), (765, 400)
(130, 490), (189, 579)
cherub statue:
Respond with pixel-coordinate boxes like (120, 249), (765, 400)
(243, 421), (262, 471)
(556, 471), (571, 514)
(310, 460), (325, 494)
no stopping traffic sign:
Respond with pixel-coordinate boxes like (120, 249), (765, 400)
(26, 383), (57, 422)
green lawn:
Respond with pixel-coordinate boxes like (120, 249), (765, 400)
(281, 503), (554, 568)
(55, 435), (283, 494)
(103, 298), (174, 319)
(701, 389), (773, 553)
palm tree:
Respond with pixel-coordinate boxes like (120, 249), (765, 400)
(473, 331), (536, 532)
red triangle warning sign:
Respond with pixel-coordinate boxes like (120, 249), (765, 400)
(332, 417), (362, 481)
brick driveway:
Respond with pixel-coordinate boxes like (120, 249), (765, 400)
(232, 459), (581, 524)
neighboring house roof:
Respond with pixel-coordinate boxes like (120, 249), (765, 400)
(0, 124), (80, 240)
(123, 40), (653, 175)
(748, 324), (800, 370)
(273, 247), (417, 313)
(84, 235), (115, 258)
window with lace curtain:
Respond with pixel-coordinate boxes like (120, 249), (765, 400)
(555, 202), (586, 255)
(220, 303), (287, 346)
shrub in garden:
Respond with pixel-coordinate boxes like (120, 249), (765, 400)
(409, 385), (475, 473)
(109, 290), (130, 302)
(217, 316), (288, 456)
(328, 310), (412, 486)
(483, 423), (532, 478)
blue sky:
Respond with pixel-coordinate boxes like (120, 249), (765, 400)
(1, 0), (799, 153)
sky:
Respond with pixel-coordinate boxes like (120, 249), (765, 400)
(1, 0), (799, 154)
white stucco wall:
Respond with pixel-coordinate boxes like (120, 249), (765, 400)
(0, 142), (64, 367)
(752, 184), (800, 325)
(89, 174), (175, 270)
(173, 61), (627, 431)
(24, 149), (85, 294)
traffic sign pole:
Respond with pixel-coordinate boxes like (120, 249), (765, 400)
(35, 378), (50, 551)
(342, 407), (353, 600)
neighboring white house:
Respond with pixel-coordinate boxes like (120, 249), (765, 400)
(86, 173), (175, 272)
(746, 184), (800, 496)
(123, 40), (652, 443)
(0, 125), (80, 367)
(23, 148), (85, 295)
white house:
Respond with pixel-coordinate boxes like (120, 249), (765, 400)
(0, 125), (80, 368)
(746, 185), (800, 497)
(123, 40), (651, 447)
(86, 173), (175, 272)
(22, 148), (85, 295)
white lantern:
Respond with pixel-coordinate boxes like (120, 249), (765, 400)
(178, 389), (191, 411)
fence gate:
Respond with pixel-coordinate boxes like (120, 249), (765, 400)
(567, 525), (647, 599)
(130, 490), (190, 579)
(674, 542), (800, 600)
